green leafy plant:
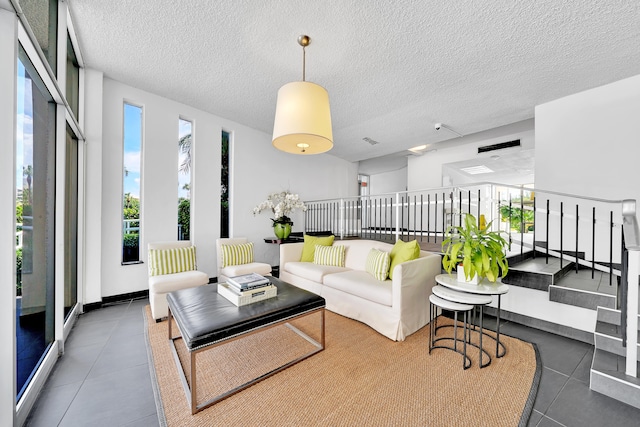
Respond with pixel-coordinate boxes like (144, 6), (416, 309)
(499, 205), (535, 232)
(442, 213), (509, 282)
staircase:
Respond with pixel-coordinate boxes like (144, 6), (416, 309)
(591, 307), (640, 408)
(303, 182), (640, 409)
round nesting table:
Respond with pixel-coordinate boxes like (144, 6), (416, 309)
(432, 285), (493, 367)
(435, 274), (510, 358)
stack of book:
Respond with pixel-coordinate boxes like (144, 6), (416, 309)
(217, 273), (277, 306)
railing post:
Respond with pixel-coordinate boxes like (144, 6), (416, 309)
(622, 200), (639, 377)
(339, 198), (344, 240)
(395, 192), (400, 242)
(625, 249), (638, 376)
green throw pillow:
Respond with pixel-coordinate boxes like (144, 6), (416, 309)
(313, 244), (345, 267)
(148, 246), (197, 276)
(220, 242), (254, 268)
(300, 235), (335, 262)
(388, 239), (420, 279)
(365, 248), (390, 281)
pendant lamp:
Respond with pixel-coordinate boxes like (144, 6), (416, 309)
(272, 35), (333, 154)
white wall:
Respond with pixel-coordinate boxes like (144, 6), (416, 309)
(408, 119), (535, 190)
(535, 74), (640, 202)
(92, 77), (358, 298)
(83, 68), (103, 304)
(369, 167), (407, 195)
(231, 128), (359, 266)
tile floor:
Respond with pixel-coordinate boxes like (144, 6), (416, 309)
(25, 296), (640, 427)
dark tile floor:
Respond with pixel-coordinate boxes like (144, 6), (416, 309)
(25, 297), (640, 426)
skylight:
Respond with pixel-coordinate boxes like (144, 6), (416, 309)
(460, 165), (494, 175)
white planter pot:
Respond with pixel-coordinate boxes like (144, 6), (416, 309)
(457, 265), (479, 284)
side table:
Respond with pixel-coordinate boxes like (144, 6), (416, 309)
(435, 274), (509, 358)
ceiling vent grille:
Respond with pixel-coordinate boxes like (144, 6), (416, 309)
(478, 139), (520, 153)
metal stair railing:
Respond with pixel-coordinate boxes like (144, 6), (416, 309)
(304, 182), (639, 376)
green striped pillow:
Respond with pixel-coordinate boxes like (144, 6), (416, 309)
(313, 244), (345, 267)
(148, 246), (197, 276)
(365, 248), (390, 281)
(220, 242), (254, 268)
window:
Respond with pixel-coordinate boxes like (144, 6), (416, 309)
(122, 103), (142, 263)
(18, 0), (58, 73)
(178, 119), (191, 240)
(16, 48), (57, 400)
(66, 32), (80, 119)
(64, 125), (78, 319)
(220, 131), (229, 238)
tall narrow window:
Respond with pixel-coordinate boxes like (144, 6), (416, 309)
(178, 119), (192, 240)
(16, 49), (57, 400)
(221, 131), (229, 238)
(64, 126), (78, 319)
(122, 103), (142, 263)
(65, 33), (80, 119)
(18, 0), (58, 73)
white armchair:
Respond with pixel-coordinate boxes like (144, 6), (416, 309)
(148, 241), (209, 321)
(216, 237), (272, 283)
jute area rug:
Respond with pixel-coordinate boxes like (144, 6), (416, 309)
(144, 305), (540, 427)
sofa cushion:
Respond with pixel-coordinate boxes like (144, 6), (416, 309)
(365, 248), (390, 281)
(285, 261), (349, 283)
(148, 246), (197, 276)
(323, 270), (392, 306)
(388, 239), (420, 279)
(314, 244), (345, 267)
(220, 242), (254, 268)
(220, 262), (272, 278)
(301, 235), (335, 262)
(149, 270), (209, 294)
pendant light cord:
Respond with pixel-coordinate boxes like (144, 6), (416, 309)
(302, 45), (306, 82)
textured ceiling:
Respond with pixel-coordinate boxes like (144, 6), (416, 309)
(68, 0), (640, 163)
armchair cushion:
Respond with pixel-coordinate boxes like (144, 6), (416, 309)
(148, 246), (196, 276)
(220, 242), (254, 268)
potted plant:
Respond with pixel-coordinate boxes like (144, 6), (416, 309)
(442, 213), (509, 283)
(253, 191), (306, 239)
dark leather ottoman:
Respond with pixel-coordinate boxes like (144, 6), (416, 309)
(166, 277), (325, 414)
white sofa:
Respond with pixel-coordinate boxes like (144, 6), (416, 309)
(148, 241), (209, 321)
(279, 239), (441, 341)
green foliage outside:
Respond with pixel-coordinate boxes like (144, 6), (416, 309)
(123, 233), (139, 248)
(178, 198), (190, 240)
(16, 248), (22, 296)
(499, 204), (534, 232)
(123, 192), (140, 226)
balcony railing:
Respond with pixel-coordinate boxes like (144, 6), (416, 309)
(304, 182), (639, 376)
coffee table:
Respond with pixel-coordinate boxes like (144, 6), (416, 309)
(166, 277), (326, 414)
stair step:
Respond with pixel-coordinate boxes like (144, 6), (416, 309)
(594, 321), (640, 361)
(596, 306), (640, 329)
(549, 285), (616, 310)
(590, 348), (640, 409)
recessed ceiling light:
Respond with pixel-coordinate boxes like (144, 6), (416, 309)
(408, 144), (428, 153)
(461, 165), (494, 175)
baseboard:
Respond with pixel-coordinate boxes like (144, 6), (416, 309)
(84, 289), (150, 312)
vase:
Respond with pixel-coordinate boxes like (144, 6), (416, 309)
(274, 223), (291, 239)
(457, 265), (479, 284)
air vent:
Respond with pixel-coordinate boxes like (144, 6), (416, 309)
(478, 139), (520, 153)
(362, 137), (380, 145)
